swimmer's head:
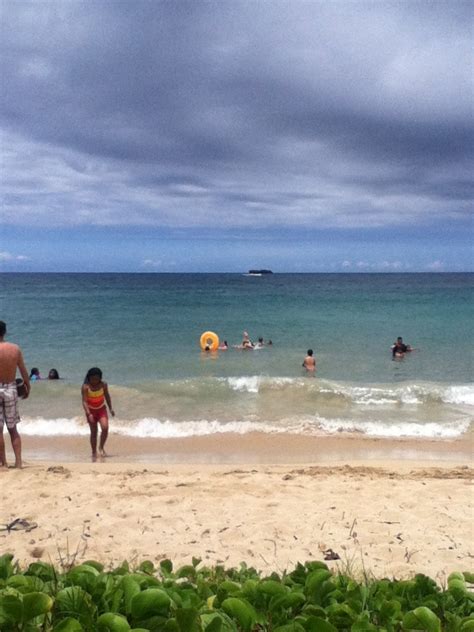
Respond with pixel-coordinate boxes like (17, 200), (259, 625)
(307, 349), (313, 356)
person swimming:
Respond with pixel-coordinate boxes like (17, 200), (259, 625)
(48, 368), (60, 379)
(391, 336), (413, 358)
(29, 367), (41, 381)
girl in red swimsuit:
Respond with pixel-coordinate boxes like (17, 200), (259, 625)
(81, 367), (115, 460)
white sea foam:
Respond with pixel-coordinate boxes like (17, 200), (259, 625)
(21, 417), (90, 436)
(225, 376), (261, 393)
(113, 418), (285, 438)
(442, 385), (474, 406)
(315, 417), (471, 438)
(20, 414), (472, 439)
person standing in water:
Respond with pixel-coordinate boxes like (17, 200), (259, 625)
(82, 367), (115, 460)
(0, 321), (30, 469)
(302, 349), (316, 372)
(391, 336), (413, 358)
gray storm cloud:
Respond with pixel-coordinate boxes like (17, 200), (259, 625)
(1, 1), (472, 232)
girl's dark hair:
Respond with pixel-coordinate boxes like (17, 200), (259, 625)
(84, 367), (103, 383)
(30, 367), (40, 377)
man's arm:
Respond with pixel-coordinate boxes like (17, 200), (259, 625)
(17, 350), (30, 399)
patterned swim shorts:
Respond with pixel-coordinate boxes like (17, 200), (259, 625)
(0, 382), (21, 429)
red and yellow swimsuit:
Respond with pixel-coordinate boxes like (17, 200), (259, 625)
(86, 385), (108, 422)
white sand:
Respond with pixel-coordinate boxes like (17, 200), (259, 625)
(1, 461), (472, 582)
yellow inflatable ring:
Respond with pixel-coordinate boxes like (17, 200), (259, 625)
(200, 331), (219, 351)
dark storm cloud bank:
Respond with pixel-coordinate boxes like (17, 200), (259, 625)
(1, 1), (472, 231)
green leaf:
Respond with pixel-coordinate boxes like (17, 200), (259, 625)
(82, 560), (104, 572)
(22, 591), (53, 620)
(52, 617), (84, 631)
(463, 572), (474, 584)
(201, 611), (237, 632)
(176, 607), (201, 631)
(448, 572), (465, 582)
(221, 597), (257, 631)
(258, 579), (288, 597)
(272, 624), (305, 632)
(402, 606), (441, 632)
(217, 580), (241, 596)
(305, 569), (333, 603)
(270, 591), (306, 611)
(378, 598), (402, 624)
(302, 605), (327, 618)
(138, 560), (154, 574)
(26, 561), (56, 582)
(305, 561), (329, 572)
(0, 554), (15, 580)
(0, 592), (23, 625)
(461, 620), (474, 631)
(160, 559), (173, 575)
(54, 586), (95, 627)
(177, 565), (197, 580)
(121, 576), (141, 616)
(448, 578), (467, 599)
(303, 617), (337, 632)
(351, 619), (378, 631)
(7, 574), (38, 592)
(97, 612), (131, 631)
(131, 588), (171, 619)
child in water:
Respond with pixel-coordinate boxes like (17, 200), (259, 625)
(82, 367), (115, 460)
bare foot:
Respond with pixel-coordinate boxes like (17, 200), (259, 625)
(14, 462), (22, 469)
(99, 448), (107, 457)
(0, 464), (9, 471)
(91, 452), (98, 462)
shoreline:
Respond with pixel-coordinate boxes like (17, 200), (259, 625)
(18, 431), (473, 465)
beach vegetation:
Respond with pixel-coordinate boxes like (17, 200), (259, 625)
(0, 554), (473, 631)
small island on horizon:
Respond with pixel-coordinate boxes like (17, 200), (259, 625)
(248, 269), (273, 275)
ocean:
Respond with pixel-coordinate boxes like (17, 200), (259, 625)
(1, 273), (472, 442)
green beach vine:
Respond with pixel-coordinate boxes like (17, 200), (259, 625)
(0, 554), (472, 631)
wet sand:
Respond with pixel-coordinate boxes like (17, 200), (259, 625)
(19, 430), (474, 465)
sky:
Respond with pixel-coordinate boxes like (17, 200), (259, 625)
(1, 0), (472, 272)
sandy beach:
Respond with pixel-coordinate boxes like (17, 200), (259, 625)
(1, 433), (472, 583)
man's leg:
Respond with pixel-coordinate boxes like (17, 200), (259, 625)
(0, 425), (8, 468)
(7, 425), (22, 468)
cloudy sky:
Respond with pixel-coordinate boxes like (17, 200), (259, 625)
(1, 0), (472, 272)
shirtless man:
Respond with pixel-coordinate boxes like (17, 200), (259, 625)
(391, 336), (413, 359)
(303, 349), (316, 372)
(0, 321), (30, 468)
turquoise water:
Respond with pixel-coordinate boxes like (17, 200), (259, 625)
(1, 273), (472, 439)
